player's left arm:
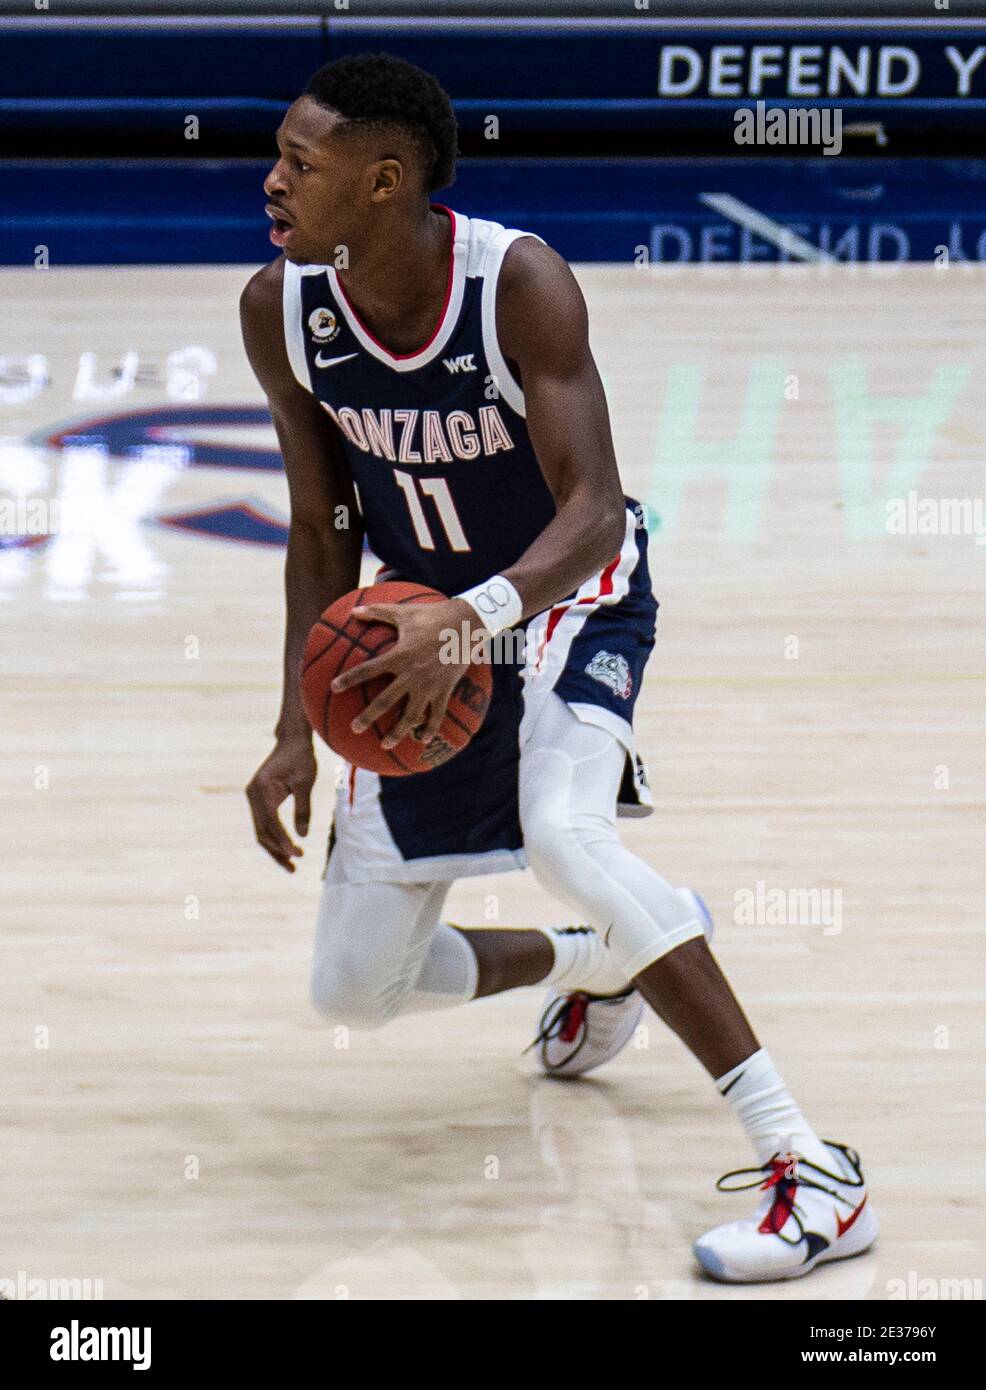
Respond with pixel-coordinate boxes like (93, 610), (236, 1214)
(491, 236), (628, 613)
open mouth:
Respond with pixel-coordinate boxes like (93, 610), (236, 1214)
(265, 205), (295, 248)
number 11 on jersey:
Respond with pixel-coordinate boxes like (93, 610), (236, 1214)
(393, 468), (471, 552)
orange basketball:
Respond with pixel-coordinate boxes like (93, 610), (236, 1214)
(300, 581), (493, 776)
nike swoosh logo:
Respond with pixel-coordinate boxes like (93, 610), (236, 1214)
(836, 1195), (868, 1238)
(314, 352), (358, 369)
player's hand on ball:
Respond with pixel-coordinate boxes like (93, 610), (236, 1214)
(331, 596), (481, 750)
(246, 734), (317, 871)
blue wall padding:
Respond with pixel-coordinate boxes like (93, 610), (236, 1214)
(1, 18), (984, 133)
(2, 158), (983, 265)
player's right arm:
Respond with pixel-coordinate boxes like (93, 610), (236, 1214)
(240, 258), (364, 871)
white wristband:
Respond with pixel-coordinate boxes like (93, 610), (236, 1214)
(456, 575), (524, 635)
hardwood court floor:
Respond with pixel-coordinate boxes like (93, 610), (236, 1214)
(1, 261), (984, 1300)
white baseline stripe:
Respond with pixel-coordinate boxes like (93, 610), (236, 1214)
(700, 192), (836, 265)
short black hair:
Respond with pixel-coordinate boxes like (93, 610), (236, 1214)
(303, 53), (458, 194)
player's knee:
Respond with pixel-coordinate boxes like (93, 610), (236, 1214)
(309, 960), (391, 1032)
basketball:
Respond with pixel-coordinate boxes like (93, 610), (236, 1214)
(300, 581), (493, 776)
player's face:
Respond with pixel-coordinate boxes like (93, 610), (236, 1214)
(263, 98), (367, 264)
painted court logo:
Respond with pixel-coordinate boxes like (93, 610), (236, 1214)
(585, 651), (632, 700)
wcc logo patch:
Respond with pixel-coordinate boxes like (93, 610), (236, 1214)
(585, 650), (632, 700)
(308, 307), (340, 342)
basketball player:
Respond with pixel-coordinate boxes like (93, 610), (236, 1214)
(242, 54), (876, 1283)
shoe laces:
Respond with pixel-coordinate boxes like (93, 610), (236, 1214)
(523, 988), (633, 1069)
(713, 1143), (866, 1246)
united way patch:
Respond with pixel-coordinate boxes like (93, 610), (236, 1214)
(585, 650), (632, 700)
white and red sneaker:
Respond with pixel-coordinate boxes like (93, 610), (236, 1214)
(693, 1141), (878, 1283)
(531, 986), (644, 1078)
(531, 887), (714, 1078)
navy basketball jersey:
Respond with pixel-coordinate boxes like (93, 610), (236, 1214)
(282, 206), (558, 593)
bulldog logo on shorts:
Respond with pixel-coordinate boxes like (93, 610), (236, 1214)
(585, 650), (632, 700)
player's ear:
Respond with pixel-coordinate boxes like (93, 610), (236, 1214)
(368, 158), (403, 202)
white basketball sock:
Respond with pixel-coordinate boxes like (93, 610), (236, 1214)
(542, 924), (631, 995)
(716, 1048), (832, 1171)
(411, 921), (628, 1007)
